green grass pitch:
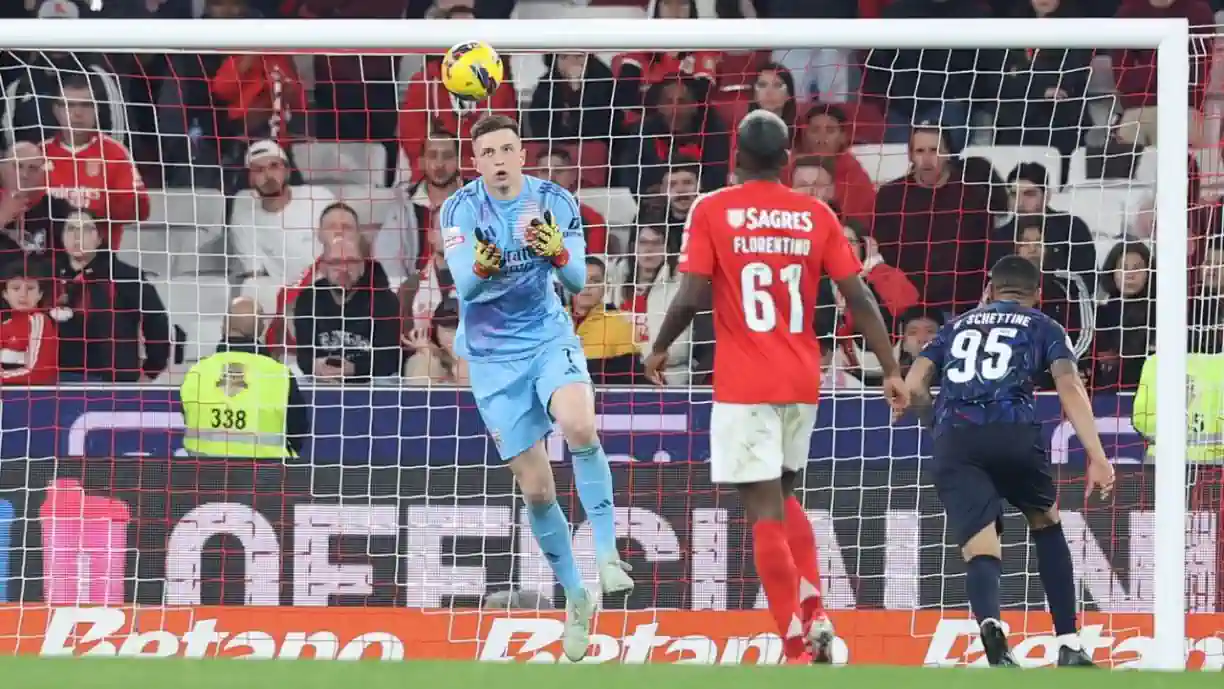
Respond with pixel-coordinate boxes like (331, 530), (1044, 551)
(0, 657), (1218, 689)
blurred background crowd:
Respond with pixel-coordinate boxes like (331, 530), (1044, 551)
(0, 0), (1218, 390)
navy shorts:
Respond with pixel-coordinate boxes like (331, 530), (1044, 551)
(932, 423), (1056, 547)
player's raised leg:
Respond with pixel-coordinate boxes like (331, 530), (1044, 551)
(505, 442), (596, 661)
(546, 360), (634, 596)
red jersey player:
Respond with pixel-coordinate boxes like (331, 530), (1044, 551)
(0, 258), (58, 385)
(43, 75), (150, 249)
(644, 110), (908, 664)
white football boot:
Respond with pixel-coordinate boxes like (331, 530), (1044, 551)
(562, 590), (597, 662)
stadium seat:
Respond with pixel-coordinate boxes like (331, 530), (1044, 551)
(292, 141), (388, 188)
(125, 187), (227, 278)
(850, 143), (910, 185)
(1048, 186), (1143, 239)
(839, 100), (887, 146)
(1066, 145), (1154, 189)
(149, 275), (234, 363)
(330, 185), (399, 230)
(576, 187), (638, 227)
(961, 145), (1062, 190)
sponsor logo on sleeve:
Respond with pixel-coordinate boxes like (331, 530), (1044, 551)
(443, 227), (465, 252)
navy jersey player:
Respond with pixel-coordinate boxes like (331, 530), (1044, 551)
(440, 115), (633, 663)
(903, 256), (1114, 667)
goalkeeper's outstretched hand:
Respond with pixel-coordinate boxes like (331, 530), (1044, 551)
(525, 211), (570, 267)
(472, 227), (502, 278)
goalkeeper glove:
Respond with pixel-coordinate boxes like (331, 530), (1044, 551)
(525, 211), (570, 268)
(472, 227), (502, 279)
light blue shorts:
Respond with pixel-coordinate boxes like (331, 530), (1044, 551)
(469, 344), (591, 460)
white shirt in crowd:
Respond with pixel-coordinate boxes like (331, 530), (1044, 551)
(372, 183), (423, 284)
(227, 184), (338, 285)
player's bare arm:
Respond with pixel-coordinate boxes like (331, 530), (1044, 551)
(644, 274), (712, 385)
(900, 356), (936, 426)
(1050, 358), (1115, 499)
(834, 275), (909, 411)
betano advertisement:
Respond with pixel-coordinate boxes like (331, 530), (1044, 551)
(0, 389), (1218, 667)
(0, 453), (1222, 667)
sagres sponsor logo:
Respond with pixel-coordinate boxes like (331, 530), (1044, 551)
(923, 618), (1224, 670)
(477, 615), (849, 665)
(30, 607), (411, 660)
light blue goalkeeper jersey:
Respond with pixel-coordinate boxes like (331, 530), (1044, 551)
(440, 175), (587, 363)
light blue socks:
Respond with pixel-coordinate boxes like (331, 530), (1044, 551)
(571, 443), (617, 563)
(527, 500), (584, 597)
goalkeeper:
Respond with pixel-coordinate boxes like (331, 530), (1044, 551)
(440, 115), (632, 662)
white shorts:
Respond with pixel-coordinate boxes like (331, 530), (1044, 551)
(709, 402), (819, 484)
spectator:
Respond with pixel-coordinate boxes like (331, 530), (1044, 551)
(864, 0), (1002, 152)
(207, 46), (306, 143)
(376, 134), (464, 281)
(269, 202), (394, 352)
(403, 297), (468, 386)
(791, 156), (836, 205)
(216, 295), (273, 358)
(617, 75), (730, 194)
(571, 256), (641, 384)
(991, 162), (1096, 280)
(660, 159), (700, 247)
(227, 140), (338, 285)
(43, 75), (149, 250)
(397, 221), (455, 339)
(53, 209), (170, 382)
(990, 0), (1093, 163)
(607, 218), (710, 384)
(611, 0), (720, 124)
(530, 147), (609, 254)
(1112, 0), (1213, 148)
(792, 155), (876, 224)
(281, 0), (402, 143)
(871, 126), (992, 312)
(748, 63), (797, 135)
(818, 220), (920, 378)
(793, 105), (876, 223)
(2, 1), (124, 148)
(895, 306), (945, 378)
(528, 53), (624, 143)
(959, 156), (1009, 221)
(1190, 239), (1224, 352)
(0, 141), (73, 262)
(0, 257), (57, 385)
(1010, 219), (1094, 357)
(293, 232), (402, 383)
(1092, 241), (1155, 390)
(397, 6), (517, 181)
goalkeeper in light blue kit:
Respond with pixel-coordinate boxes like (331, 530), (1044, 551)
(440, 114), (633, 661)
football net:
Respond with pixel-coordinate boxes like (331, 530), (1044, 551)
(0, 17), (1202, 668)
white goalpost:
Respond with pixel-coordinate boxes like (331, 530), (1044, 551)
(0, 16), (1194, 669)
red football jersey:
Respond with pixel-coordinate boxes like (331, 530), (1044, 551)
(43, 134), (151, 248)
(0, 311), (58, 385)
(679, 180), (861, 404)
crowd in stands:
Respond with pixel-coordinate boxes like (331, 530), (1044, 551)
(0, 0), (1222, 390)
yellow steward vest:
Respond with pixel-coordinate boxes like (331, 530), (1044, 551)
(180, 351), (294, 459)
(1133, 354), (1224, 463)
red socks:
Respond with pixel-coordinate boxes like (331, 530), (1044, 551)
(752, 519), (806, 659)
(784, 495), (825, 623)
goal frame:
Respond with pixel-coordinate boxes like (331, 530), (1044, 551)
(0, 16), (1191, 669)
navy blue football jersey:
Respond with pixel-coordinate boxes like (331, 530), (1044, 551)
(918, 300), (1076, 435)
